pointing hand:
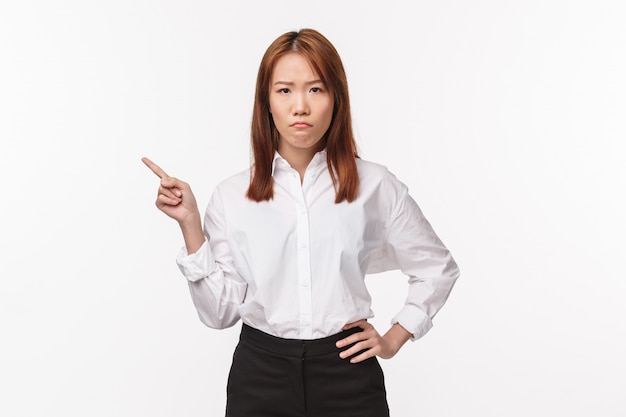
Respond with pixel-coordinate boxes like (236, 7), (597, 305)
(141, 157), (200, 227)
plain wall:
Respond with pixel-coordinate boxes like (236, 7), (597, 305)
(1, 0), (624, 415)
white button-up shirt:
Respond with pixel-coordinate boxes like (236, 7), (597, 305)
(177, 151), (459, 340)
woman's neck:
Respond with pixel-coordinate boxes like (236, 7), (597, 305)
(277, 147), (317, 183)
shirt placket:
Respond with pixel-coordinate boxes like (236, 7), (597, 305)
(290, 171), (313, 339)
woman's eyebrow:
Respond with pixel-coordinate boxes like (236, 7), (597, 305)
(273, 79), (324, 86)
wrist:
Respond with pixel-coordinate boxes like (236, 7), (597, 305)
(179, 212), (202, 231)
(178, 214), (204, 254)
(384, 323), (412, 353)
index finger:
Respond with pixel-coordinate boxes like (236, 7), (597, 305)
(141, 157), (170, 179)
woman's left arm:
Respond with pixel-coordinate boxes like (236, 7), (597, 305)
(338, 173), (460, 363)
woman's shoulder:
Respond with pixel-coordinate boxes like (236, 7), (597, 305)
(355, 157), (411, 207)
(211, 167), (251, 198)
(356, 157), (386, 170)
(356, 158), (404, 186)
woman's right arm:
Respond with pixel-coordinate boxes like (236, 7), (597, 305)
(143, 157), (247, 328)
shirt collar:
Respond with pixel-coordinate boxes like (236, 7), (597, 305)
(270, 152), (282, 176)
(271, 149), (327, 176)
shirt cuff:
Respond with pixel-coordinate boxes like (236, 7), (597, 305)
(391, 304), (433, 341)
(175, 240), (213, 282)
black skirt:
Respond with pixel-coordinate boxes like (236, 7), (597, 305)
(225, 323), (390, 417)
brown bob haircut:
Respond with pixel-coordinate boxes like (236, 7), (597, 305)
(246, 28), (360, 203)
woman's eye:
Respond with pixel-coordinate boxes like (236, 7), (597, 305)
(279, 88), (290, 94)
(310, 87), (322, 93)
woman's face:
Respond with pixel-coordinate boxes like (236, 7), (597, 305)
(269, 53), (334, 159)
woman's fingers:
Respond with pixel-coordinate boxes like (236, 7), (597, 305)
(157, 192), (182, 207)
(142, 157), (200, 225)
(142, 157), (189, 195)
(142, 157), (170, 179)
(337, 334), (378, 360)
(158, 182), (183, 200)
(335, 320), (382, 363)
(346, 346), (379, 364)
(336, 320), (371, 347)
(160, 177), (185, 195)
(339, 340), (379, 362)
(342, 319), (370, 331)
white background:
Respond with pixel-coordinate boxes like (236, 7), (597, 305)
(1, 1), (625, 416)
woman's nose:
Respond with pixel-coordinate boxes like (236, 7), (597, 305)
(293, 93), (309, 115)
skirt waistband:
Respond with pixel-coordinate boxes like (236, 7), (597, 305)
(239, 323), (362, 358)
